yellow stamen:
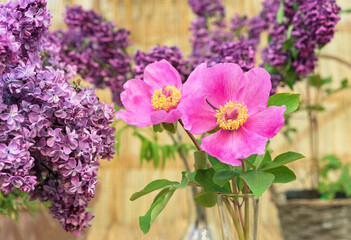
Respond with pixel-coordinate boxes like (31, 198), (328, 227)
(215, 100), (249, 130)
(151, 86), (181, 112)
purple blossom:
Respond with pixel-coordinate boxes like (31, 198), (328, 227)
(188, 0), (225, 18)
(45, 5), (132, 106)
(0, 0), (116, 235)
(262, 0), (341, 89)
(133, 45), (191, 82)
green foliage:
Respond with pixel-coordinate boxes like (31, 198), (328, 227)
(195, 169), (231, 193)
(133, 148), (304, 233)
(194, 151), (207, 170)
(240, 171), (275, 197)
(152, 124), (164, 133)
(0, 190), (39, 220)
(318, 155), (351, 199)
(161, 122), (177, 134)
(286, 25), (293, 40)
(208, 155), (231, 171)
(286, 68), (298, 89)
(213, 169), (240, 187)
(261, 152), (305, 170)
(276, 0), (285, 24)
(131, 172), (188, 234)
(309, 74), (332, 89)
(339, 8), (351, 14)
(130, 179), (179, 201)
(194, 191), (217, 207)
(139, 188), (175, 234)
(265, 166), (296, 183)
(134, 127), (195, 168)
(267, 93), (300, 113)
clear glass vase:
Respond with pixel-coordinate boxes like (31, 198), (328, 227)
(183, 188), (260, 240)
(217, 196), (260, 240)
(183, 187), (220, 240)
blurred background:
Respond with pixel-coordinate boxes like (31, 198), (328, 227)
(0, 0), (351, 239)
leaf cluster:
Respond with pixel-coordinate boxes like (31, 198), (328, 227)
(318, 155), (351, 199)
(0, 190), (39, 220)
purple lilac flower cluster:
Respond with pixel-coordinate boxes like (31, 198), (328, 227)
(0, 0), (116, 235)
(51, 5), (131, 105)
(188, 0), (225, 18)
(188, 0), (256, 72)
(0, 0), (51, 71)
(262, 0), (340, 79)
(133, 45), (191, 82)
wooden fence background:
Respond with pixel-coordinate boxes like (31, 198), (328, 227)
(1, 0), (351, 239)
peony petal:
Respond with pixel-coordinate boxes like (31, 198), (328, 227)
(243, 105), (286, 139)
(178, 97), (218, 135)
(237, 68), (271, 115)
(201, 128), (267, 166)
(143, 60), (182, 90)
(182, 63), (207, 99)
(120, 79), (154, 112)
(150, 109), (182, 125)
(115, 109), (153, 127)
(201, 63), (246, 108)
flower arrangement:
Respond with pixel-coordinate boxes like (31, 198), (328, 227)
(116, 59), (304, 239)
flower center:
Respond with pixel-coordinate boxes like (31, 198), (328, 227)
(151, 86), (181, 112)
(215, 101), (249, 130)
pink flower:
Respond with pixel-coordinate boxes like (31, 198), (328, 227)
(179, 63), (286, 166)
(115, 60), (183, 127)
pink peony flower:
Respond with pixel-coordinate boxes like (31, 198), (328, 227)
(179, 63), (286, 166)
(115, 60), (183, 127)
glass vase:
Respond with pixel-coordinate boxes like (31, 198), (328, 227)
(217, 196), (260, 240)
(183, 187), (220, 240)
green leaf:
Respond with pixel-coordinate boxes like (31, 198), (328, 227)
(265, 166), (296, 183)
(152, 124), (163, 133)
(267, 93), (300, 113)
(195, 168), (231, 193)
(130, 179), (178, 201)
(339, 164), (350, 185)
(341, 78), (348, 89)
(309, 75), (332, 88)
(276, 0), (285, 24)
(254, 151), (272, 169)
(194, 151), (207, 170)
(194, 191), (217, 207)
(240, 171), (275, 197)
(267, 34), (272, 43)
(262, 152), (305, 170)
(213, 169), (240, 187)
(291, 47), (298, 58)
(286, 25), (293, 39)
(171, 172), (188, 189)
(292, 1), (299, 11)
(286, 69), (297, 89)
(339, 8), (351, 14)
(139, 188), (175, 234)
(161, 122), (177, 134)
(282, 39), (293, 50)
(208, 155), (231, 171)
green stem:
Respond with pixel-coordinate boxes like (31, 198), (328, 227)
(178, 119), (212, 168)
(242, 162), (250, 240)
(242, 158), (256, 170)
(223, 197), (245, 240)
(232, 179), (245, 232)
(178, 119), (201, 151)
